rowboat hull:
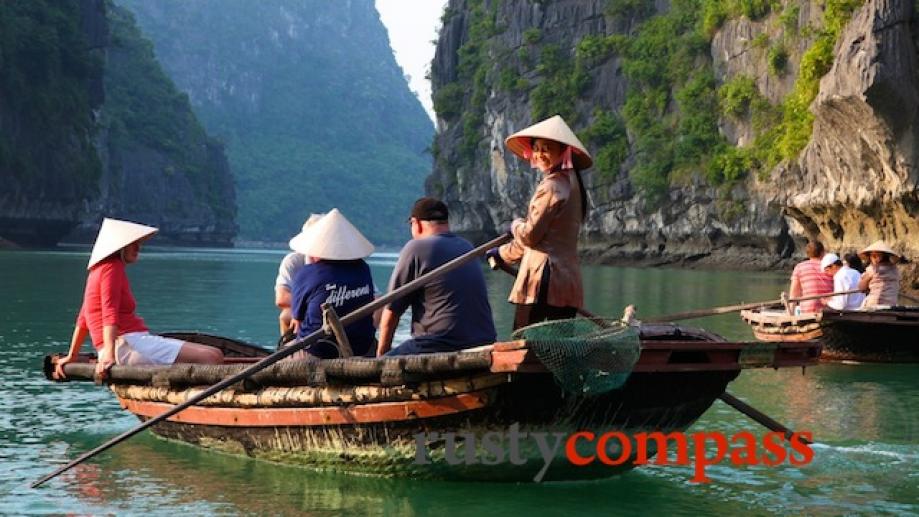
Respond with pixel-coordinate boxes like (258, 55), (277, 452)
(741, 307), (919, 363)
(820, 309), (919, 362)
(126, 369), (737, 481)
(46, 326), (820, 481)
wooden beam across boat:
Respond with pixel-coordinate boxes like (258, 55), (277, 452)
(489, 340), (820, 373)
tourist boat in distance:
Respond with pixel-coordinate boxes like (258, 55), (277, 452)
(45, 324), (819, 482)
(740, 306), (919, 363)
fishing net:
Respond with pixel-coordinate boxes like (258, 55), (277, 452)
(512, 318), (641, 396)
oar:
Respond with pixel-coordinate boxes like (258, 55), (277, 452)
(488, 258), (811, 444)
(31, 233), (513, 489)
(718, 392), (807, 442)
(488, 258), (858, 323)
(645, 289), (866, 322)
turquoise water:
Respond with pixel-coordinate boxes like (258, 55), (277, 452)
(0, 247), (915, 515)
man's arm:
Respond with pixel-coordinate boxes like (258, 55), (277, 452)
(378, 242), (416, 356)
(275, 286), (291, 309)
(789, 272), (802, 300)
(376, 307), (402, 356)
(786, 270), (802, 314)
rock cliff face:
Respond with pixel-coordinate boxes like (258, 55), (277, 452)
(0, 0), (107, 246)
(0, 0), (237, 247)
(429, 0), (919, 290)
(776, 0), (919, 288)
(73, 3), (237, 245)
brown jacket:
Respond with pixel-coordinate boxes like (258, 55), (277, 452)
(498, 169), (583, 308)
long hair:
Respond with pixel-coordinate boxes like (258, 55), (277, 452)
(574, 168), (588, 221)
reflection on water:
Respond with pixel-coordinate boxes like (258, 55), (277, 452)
(52, 434), (769, 516)
(0, 248), (915, 515)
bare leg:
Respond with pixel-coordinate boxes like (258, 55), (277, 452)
(175, 341), (224, 364)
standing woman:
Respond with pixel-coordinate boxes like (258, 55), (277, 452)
(55, 218), (224, 379)
(486, 115), (591, 330)
(857, 240), (904, 308)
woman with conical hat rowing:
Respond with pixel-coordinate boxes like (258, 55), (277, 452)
(857, 240), (905, 308)
(288, 208), (377, 358)
(486, 115), (591, 330)
(55, 218), (224, 379)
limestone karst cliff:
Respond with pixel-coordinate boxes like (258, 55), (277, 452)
(0, 0), (237, 247)
(119, 0), (433, 244)
(0, 0), (107, 246)
(429, 0), (919, 291)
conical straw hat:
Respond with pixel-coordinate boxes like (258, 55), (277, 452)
(289, 208), (374, 260)
(505, 115), (593, 170)
(288, 213), (325, 251)
(87, 218), (158, 270)
(858, 240), (903, 263)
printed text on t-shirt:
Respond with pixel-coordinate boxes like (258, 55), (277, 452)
(325, 283), (371, 307)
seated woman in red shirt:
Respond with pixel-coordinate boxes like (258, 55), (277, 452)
(55, 218), (223, 379)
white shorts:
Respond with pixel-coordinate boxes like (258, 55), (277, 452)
(116, 332), (184, 366)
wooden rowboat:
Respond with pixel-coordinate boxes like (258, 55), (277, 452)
(740, 306), (919, 362)
(45, 325), (819, 482)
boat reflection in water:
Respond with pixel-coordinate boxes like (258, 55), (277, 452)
(64, 433), (770, 516)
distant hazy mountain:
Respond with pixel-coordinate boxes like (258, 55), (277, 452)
(119, 0), (434, 244)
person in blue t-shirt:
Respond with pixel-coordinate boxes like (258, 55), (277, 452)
(275, 213), (323, 337)
(289, 209), (376, 358)
(377, 198), (497, 356)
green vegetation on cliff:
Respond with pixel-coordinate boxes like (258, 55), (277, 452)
(706, 0), (864, 180)
(601, 0), (862, 199)
(431, 0), (865, 210)
(104, 3), (234, 223)
(438, 0), (502, 161)
(105, 5), (206, 172)
(120, 0), (433, 244)
(0, 0), (102, 200)
(0, 0), (236, 244)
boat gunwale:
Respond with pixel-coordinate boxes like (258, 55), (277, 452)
(119, 390), (494, 427)
(46, 337), (820, 386)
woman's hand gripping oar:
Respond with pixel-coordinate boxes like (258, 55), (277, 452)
(31, 233), (513, 489)
(486, 257), (811, 444)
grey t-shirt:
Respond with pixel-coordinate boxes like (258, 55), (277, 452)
(387, 233), (497, 348)
(275, 252), (306, 290)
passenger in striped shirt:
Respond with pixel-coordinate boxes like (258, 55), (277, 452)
(789, 241), (835, 314)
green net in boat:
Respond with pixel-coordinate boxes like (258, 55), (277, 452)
(512, 318), (641, 396)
